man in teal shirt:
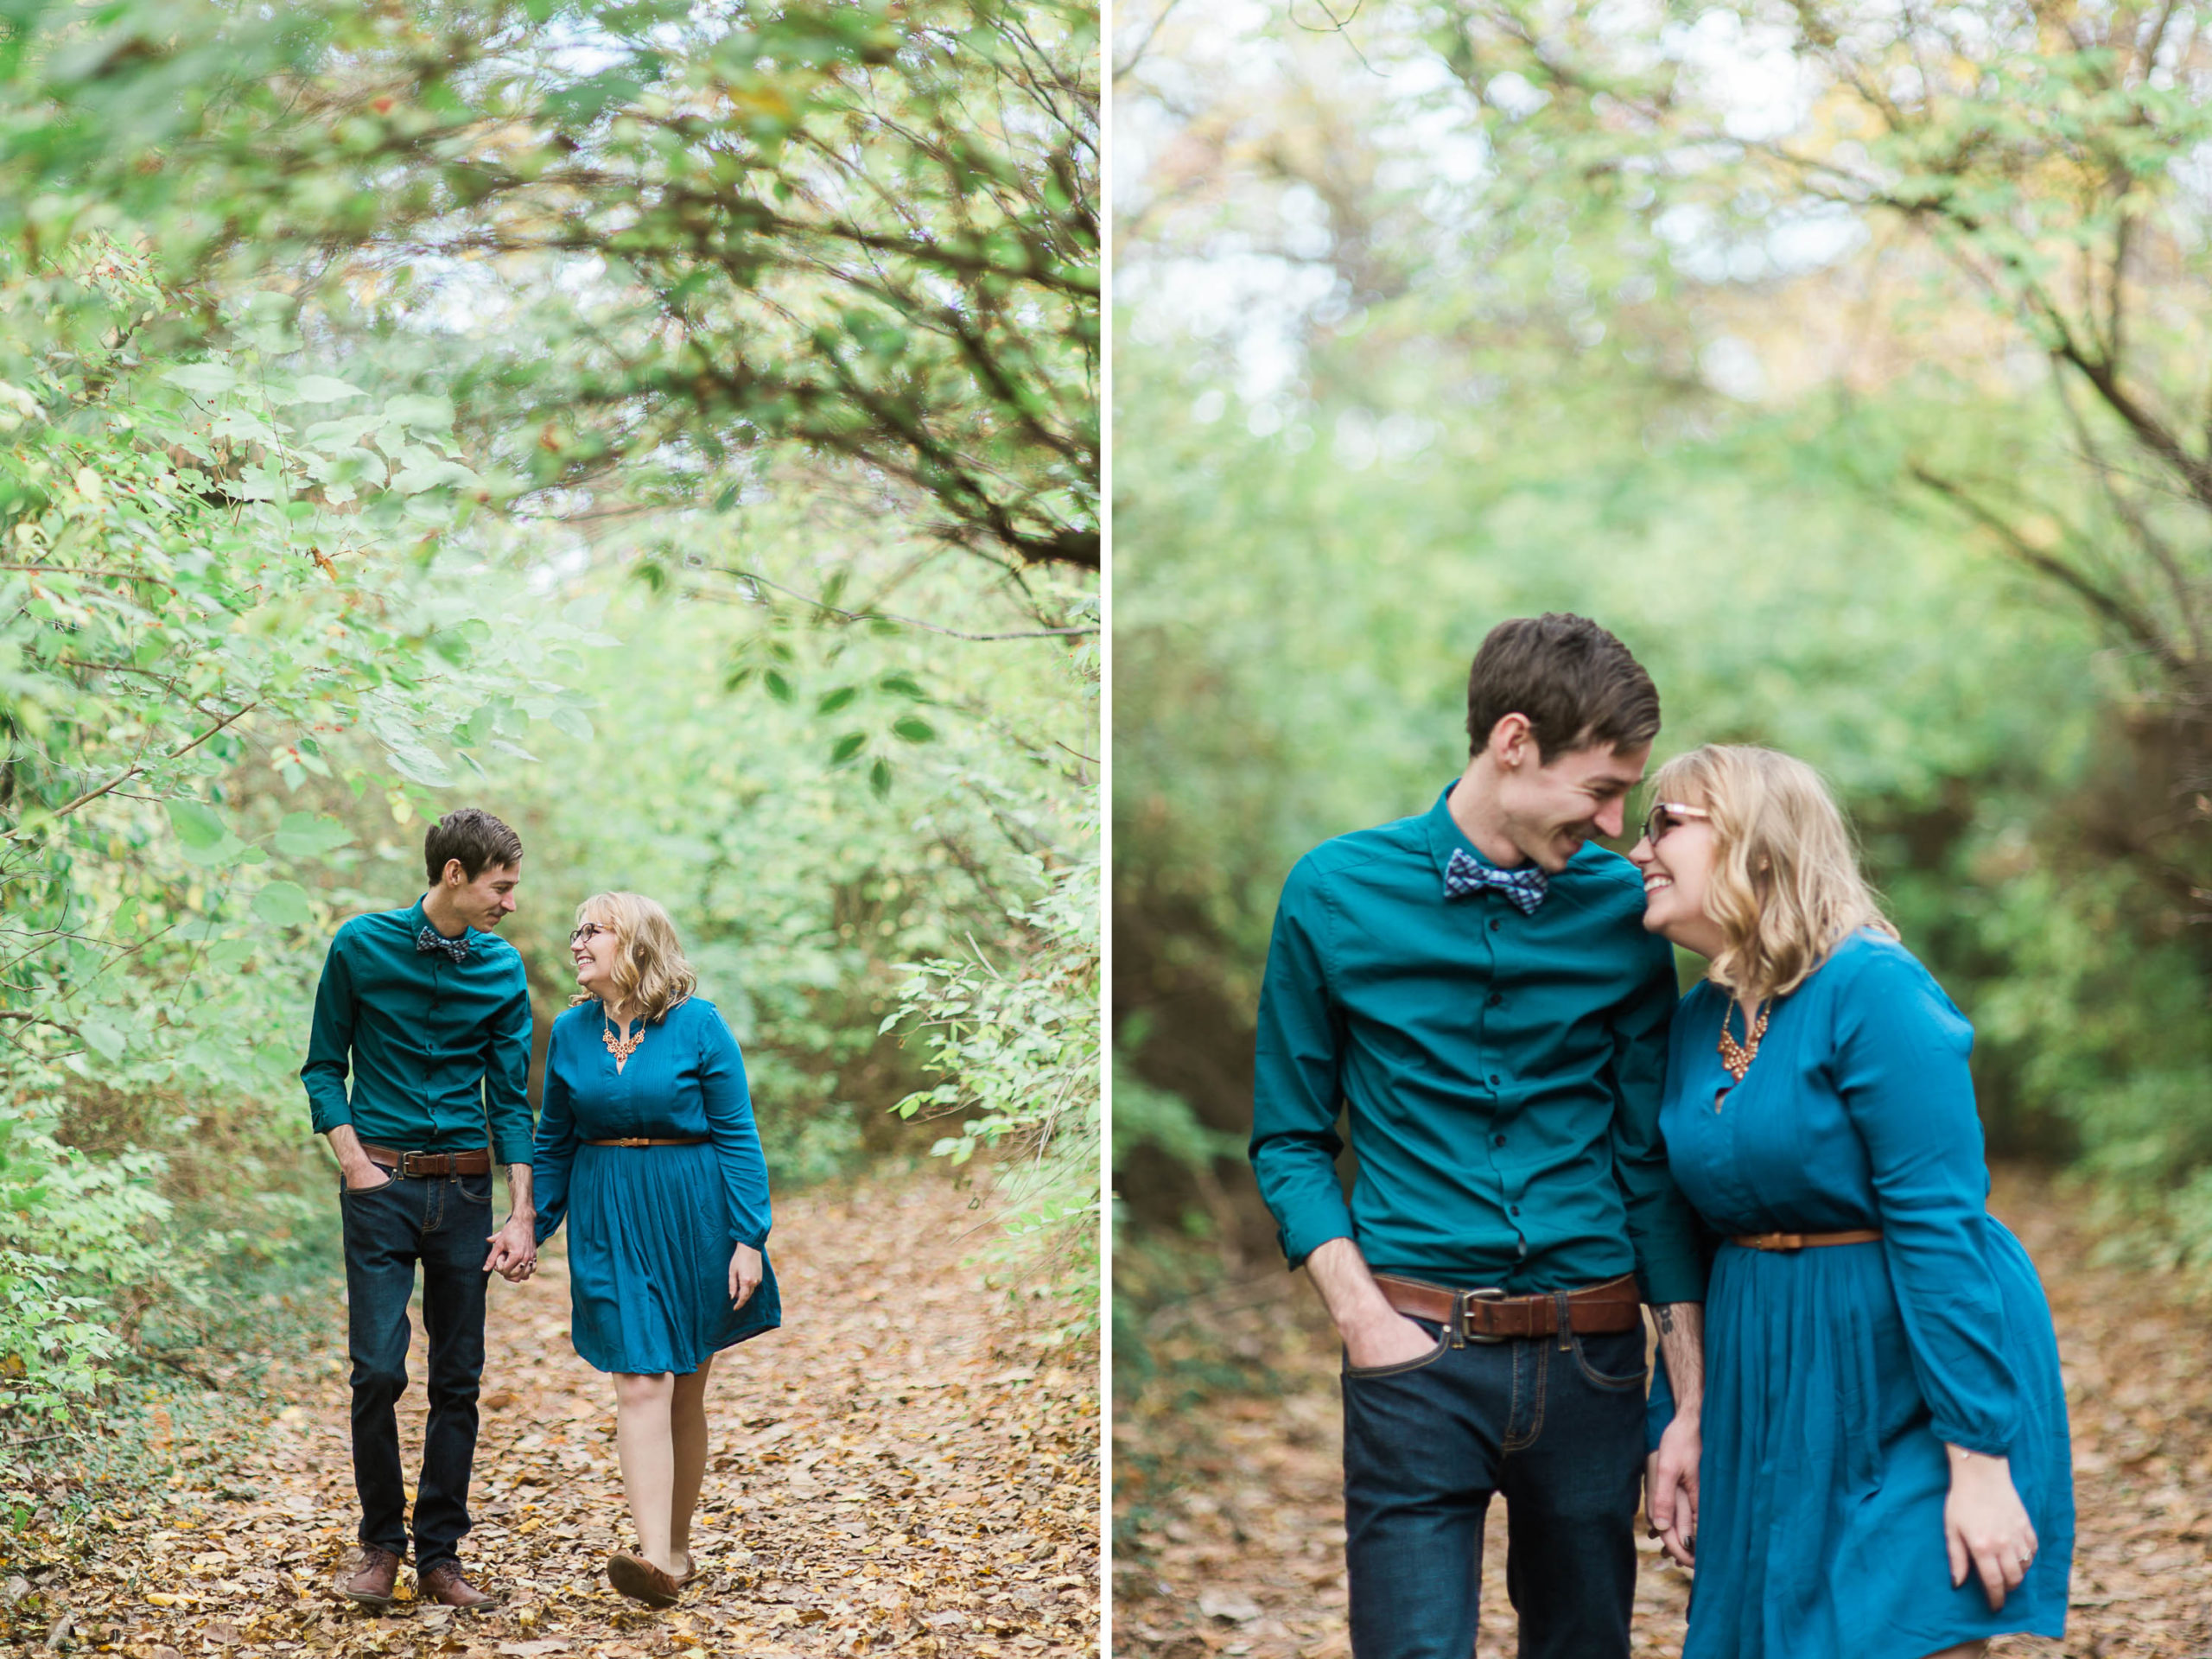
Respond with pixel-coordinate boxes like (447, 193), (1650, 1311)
(1251, 614), (1707, 1659)
(302, 808), (536, 1613)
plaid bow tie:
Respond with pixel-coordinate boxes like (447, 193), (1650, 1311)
(416, 925), (472, 963)
(1444, 848), (1549, 915)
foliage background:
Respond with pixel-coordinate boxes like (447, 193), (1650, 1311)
(0, 0), (1098, 1433)
(1111, 0), (2212, 1410)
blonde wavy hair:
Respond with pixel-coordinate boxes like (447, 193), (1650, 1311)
(569, 892), (697, 1023)
(1648, 744), (1897, 1004)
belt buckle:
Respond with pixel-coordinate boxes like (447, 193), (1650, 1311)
(1457, 1287), (1508, 1344)
(398, 1150), (428, 1179)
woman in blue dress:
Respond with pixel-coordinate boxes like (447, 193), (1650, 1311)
(1627, 744), (2070, 1659)
(533, 891), (780, 1607)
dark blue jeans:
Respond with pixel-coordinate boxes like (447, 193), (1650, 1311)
(338, 1170), (492, 1572)
(1341, 1314), (1648, 1659)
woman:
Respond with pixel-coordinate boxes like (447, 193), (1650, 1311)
(533, 892), (780, 1607)
(1628, 745), (2070, 1659)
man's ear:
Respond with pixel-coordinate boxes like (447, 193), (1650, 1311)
(442, 858), (467, 888)
(1485, 712), (1535, 769)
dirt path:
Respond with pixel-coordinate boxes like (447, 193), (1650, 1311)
(1113, 1168), (2212, 1658)
(27, 1167), (1099, 1658)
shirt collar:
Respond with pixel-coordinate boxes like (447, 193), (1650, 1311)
(409, 894), (472, 944)
(1423, 781), (1608, 888)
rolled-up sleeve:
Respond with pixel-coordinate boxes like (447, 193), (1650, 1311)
(1608, 935), (1706, 1306)
(302, 933), (357, 1135)
(482, 960), (534, 1166)
(1249, 856), (1352, 1270)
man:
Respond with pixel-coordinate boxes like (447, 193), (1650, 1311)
(1250, 613), (1707, 1659)
(302, 808), (539, 1612)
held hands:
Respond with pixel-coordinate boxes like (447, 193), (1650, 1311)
(1645, 1414), (1700, 1569)
(728, 1243), (763, 1311)
(484, 1212), (538, 1282)
(1945, 1447), (2037, 1611)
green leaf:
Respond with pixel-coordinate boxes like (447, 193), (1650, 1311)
(829, 731), (868, 764)
(384, 745), (455, 788)
(869, 757), (894, 798)
(817, 686), (858, 714)
(290, 375), (365, 403)
(891, 715), (937, 743)
(251, 881), (313, 928)
(79, 1020), (126, 1064)
(877, 673), (926, 698)
(273, 812), (354, 858)
(550, 706), (594, 741)
(763, 671), (794, 702)
(162, 363), (238, 397)
(166, 799), (229, 849)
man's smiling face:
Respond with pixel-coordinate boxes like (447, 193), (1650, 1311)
(1493, 738), (1651, 874)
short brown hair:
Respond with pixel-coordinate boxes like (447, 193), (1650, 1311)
(1465, 613), (1661, 760)
(423, 808), (524, 884)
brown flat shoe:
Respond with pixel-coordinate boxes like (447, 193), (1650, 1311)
(675, 1551), (699, 1586)
(419, 1560), (501, 1611)
(335, 1544), (402, 1608)
(607, 1550), (683, 1608)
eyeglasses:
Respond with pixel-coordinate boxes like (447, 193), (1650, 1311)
(1638, 802), (1711, 846)
(569, 923), (615, 945)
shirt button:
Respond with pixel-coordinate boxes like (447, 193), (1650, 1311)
(1487, 993), (1503, 1007)
(1489, 1074), (1500, 1085)
(1510, 1205), (1521, 1217)
(1488, 918), (1502, 932)
(1493, 1135), (1506, 1147)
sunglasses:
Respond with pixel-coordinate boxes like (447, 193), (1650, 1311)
(569, 923), (615, 945)
(1638, 801), (1711, 846)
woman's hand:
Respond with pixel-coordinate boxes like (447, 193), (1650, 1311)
(728, 1243), (763, 1311)
(1944, 1446), (2037, 1611)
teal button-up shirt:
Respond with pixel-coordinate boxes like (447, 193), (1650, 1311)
(301, 897), (535, 1166)
(1250, 785), (1706, 1304)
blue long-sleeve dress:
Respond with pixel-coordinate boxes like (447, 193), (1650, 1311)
(533, 996), (780, 1375)
(1652, 931), (2071, 1658)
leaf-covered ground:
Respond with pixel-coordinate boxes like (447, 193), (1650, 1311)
(5, 1167), (1099, 1658)
(1113, 1168), (2212, 1658)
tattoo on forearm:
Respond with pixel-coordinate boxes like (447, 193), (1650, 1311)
(1655, 1305), (1676, 1333)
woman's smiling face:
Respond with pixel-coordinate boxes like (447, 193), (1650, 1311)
(1628, 798), (1724, 954)
(570, 917), (620, 1000)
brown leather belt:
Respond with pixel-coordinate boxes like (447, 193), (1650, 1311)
(585, 1136), (711, 1147)
(361, 1144), (492, 1177)
(1374, 1273), (1643, 1342)
(1731, 1229), (1882, 1251)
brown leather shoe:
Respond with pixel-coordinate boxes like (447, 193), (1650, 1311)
(335, 1545), (402, 1608)
(418, 1560), (501, 1611)
(607, 1550), (682, 1607)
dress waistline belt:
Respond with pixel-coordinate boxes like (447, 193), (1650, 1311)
(1729, 1229), (1883, 1251)
(584, 1136), (711, 1147)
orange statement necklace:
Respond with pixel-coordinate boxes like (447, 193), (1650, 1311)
(603, 1012), (644, 1073)
(1717, 1000), (1770, 1084)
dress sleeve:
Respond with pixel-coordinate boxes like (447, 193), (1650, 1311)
(698, 1006), (772, 1249)
(1249, 856), (1352, 1271)
(1834, 944), (2019, 1456)
(531, 1023), (580, 1247)
(1606, 931), (1705, 1306)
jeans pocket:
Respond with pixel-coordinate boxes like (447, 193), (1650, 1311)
(340, 1174), (397, 1198)
(1344, 1318), (1452, 1379)
(1568, 1326), (1648, 1391)
(459, 1172), (493, 1205)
